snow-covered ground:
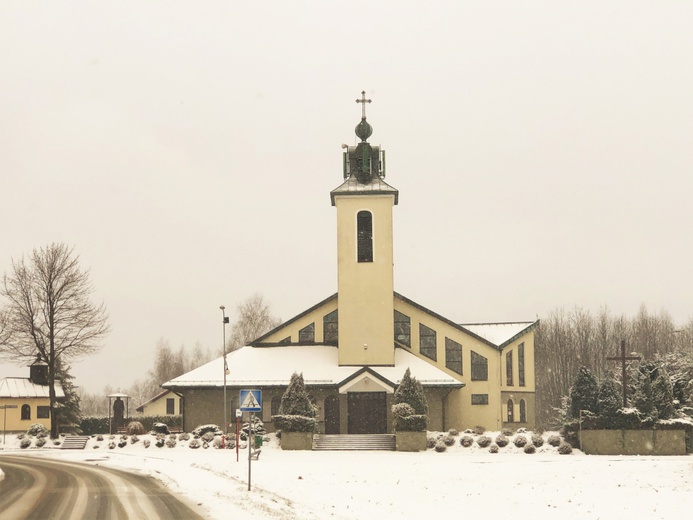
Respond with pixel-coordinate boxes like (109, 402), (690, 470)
(2, 432), (692, 519)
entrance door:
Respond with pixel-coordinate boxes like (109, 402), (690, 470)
(347, 392), (387, 434)
(324, 395), (340, 434)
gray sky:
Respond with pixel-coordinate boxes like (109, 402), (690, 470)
(2, 1), (692, 394)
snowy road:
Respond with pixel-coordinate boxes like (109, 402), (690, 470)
(0, 454), (205, 520)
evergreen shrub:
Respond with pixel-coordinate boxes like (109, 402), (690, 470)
(460, 435), (474, 447)
(523, 444), (536, 454)
(27, 424), (48, 437)
(513, 435), (528, 448)
(143, 439), (151, 448)
(426, 436), (437, 449)
(35, 437), (47, 447)
(501, 428), (513, 436)
(489, 443), (499, 454)
(189, 439), (201, 449)
(434, 441), (447, 452)
(531, 433), (544, 447)
(179, 432), (191, 441)
(473, 425), (486, 435)
(130, 435), (139, 444)
(127, 421), (145, 435)
(558, 442), (573, 455)
(273, 415), (316, 433)
(495, 434), (509, 447)
(201, 432), (215, 443)
(108, 441), (116, 449)
(547, 434), (562, 447)
(392, 369), (429, 432)
(477, 435), (492, 448)
(448, 428), (459, 437)
(165, 437), (177, 448)
(192, 424), (222, 437)
(443, 435), (456, 447)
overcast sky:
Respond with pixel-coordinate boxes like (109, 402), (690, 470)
(2, 2), (692, 394)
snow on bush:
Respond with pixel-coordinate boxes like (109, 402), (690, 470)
(213, 437), (224, 449)
(130, 434), (139, 444)
(489, 443), (499, 454)
(35, 437), (47, 448)
(143, 439), (150, 448)
(427, 436), (437, 449)
(558, 442), (573, 455)
(531, 433), (544, 447)
(523, 444), (536, 454)
(108, 441), (116, 449)
(513, 435), (528, 448)
(179, 432), (191, 441)
(495, 434), (509, 447)
(201, 432), (215, 443)
(96, 435), (104, 441)
(547, 434), (561, 447)
(118, 439), (127, 448)
(155, 438), (165, 448)
(165, 437), (177, 448)
(151, 422), (170, 435)
(434, 441), (447, 452)
(473, 425), (486, 435)
(192, 424), (222, 437)
(20, 438), (31, 449)
(443, 435), (456, 447)
(477, 435), (492, 448)
(448, 428), (459, 437)
(27, 424), (48, 437)
(460, 435), (474, 447)
(127, 421), (145, 435)
(501, 428), (513, 436)
(189, 439), (201, 449)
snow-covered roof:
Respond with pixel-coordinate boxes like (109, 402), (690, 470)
(460, 322), (536, 348)
(0, 377), (65, 398)
(135, 389), (177, 412)
(163, 345), (462, 389)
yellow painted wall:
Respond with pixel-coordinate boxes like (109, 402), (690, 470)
(138, 393), (181, 416)
(335, 195), (396, 366)
(0, 397), (52, 433)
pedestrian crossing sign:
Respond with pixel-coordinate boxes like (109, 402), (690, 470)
(239, 389), (262, 412)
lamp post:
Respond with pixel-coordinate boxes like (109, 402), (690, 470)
(220, 305), (229, 435)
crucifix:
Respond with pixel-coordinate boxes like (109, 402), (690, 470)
(355, 90), (372, 119)
(607, 340), (641, 407)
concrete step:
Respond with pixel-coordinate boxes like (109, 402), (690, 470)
(313, 434), (395, 451)
(61, 435), (90, 450)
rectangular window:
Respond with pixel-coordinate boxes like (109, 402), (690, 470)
(471, 350), (488, 381)
(166, 398), (175, 415)
(323, 310), (338, 344)
(419, 323), (437, 361)
(471, 394), (489, 405)
(394, 310), (411, 347)
(506, 351), (513, 386)
(445, 337), (462, 375)
(298, 322), (315, 343)
(37, 406), (50, 419)
(518, 343), (525, 387)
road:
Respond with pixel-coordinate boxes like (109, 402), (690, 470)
(0, 454), (206, 520)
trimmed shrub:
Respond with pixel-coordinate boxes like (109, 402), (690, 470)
(393, 414), (427, 432)
(143, 439), (151, 448)
(189, 439), (201, 449)
(448, 428), (459, 437)
(426, 436), (437, 449)
(127, 421), (145, 435)
(513, 435), (528, 448)
(393, 368), (428, 415)
(108, 441), (116, 449)
(524, 444), (536, 454)
(27, 424), (49, 437)
(17, 433), (25, 440)
(240, 417), (266, 440)
(501, 428), (513, 436)
(165, 437), (177, 448)
(130, 435), (139, 444)
(477, 435), (492, 448)
(547, 434), (561, 447)
(272, 415), (316, 433)
(531, 434), (544, 447)
(279, 372), (317, 418)
(516, 427), (527, 434)
(80, 417), (109, 436)
(558, 442), (573, 455)
(201, 432), (215, 443)
(434, 441), (447, 453)
(96, 435), (104, 442)
(151, 422), (170, 435)
(489, 443), (499, 454)
(93, 445), (100, 449)
(460, 435), (474, 448)
(392, 402), (415, 418)
(495, 434), (509, 447)
(213, 437), (224, 449)
(473, 425), (486, 435)
(179, 432), (191, 441)
(35, 437), (47, 448)
(443, 435), (456, 447)
(192, 424), (223, 437)
(155, 438), (165, 448)
(118, 439), (127, 448)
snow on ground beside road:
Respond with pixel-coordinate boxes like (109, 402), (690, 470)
(2, 433), (693, 519)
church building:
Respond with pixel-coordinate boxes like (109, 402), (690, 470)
(164, 94), (538, 434)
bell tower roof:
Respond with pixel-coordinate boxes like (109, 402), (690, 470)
(331, 91), (398, 206)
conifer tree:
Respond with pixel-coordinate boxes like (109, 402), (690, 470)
(393, 368), (428, 415)
(596, 374), (622, 427)
(652, 368), (676, 420)
(569, 366), (599, 418)
(633, 372), (657, 419)
(278, 372), (316, 418)
(55, 362), (83, 434)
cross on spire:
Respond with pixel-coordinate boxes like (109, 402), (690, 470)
(607, 340), (641, 407)
(356, 90), (372, 119)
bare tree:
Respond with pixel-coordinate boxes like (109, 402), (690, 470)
(228, 293), (281, 351)
(0, 243), (109, 437)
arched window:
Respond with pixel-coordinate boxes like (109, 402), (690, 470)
(507, 399), (514, 423)
(357, 211), (373, 262)
(21, 404), (31, 420)
(520, 399), (527, 423)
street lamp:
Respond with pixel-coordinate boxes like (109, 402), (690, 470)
(220, 305), (230, 435)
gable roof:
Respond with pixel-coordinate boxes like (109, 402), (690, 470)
(460, 322), (538, 349)
(0, 377), (65, 398)
(135, 389), (178, 413)
(163, 345), (463, 390)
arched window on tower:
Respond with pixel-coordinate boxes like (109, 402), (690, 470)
(357, 211), (373, 262)
(507, 399), (514, 423)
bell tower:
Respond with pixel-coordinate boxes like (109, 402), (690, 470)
(331, 92), (399, 366)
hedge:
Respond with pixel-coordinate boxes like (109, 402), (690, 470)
(81, 415), (183, 435)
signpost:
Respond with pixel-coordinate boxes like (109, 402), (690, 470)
(1, 405), (18, 444)
(235, 408), (242, 462)
(240, 390), (262, 491)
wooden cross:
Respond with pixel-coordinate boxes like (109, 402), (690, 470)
(607, 340), (641, 407)
(356, 90), (372, 119)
